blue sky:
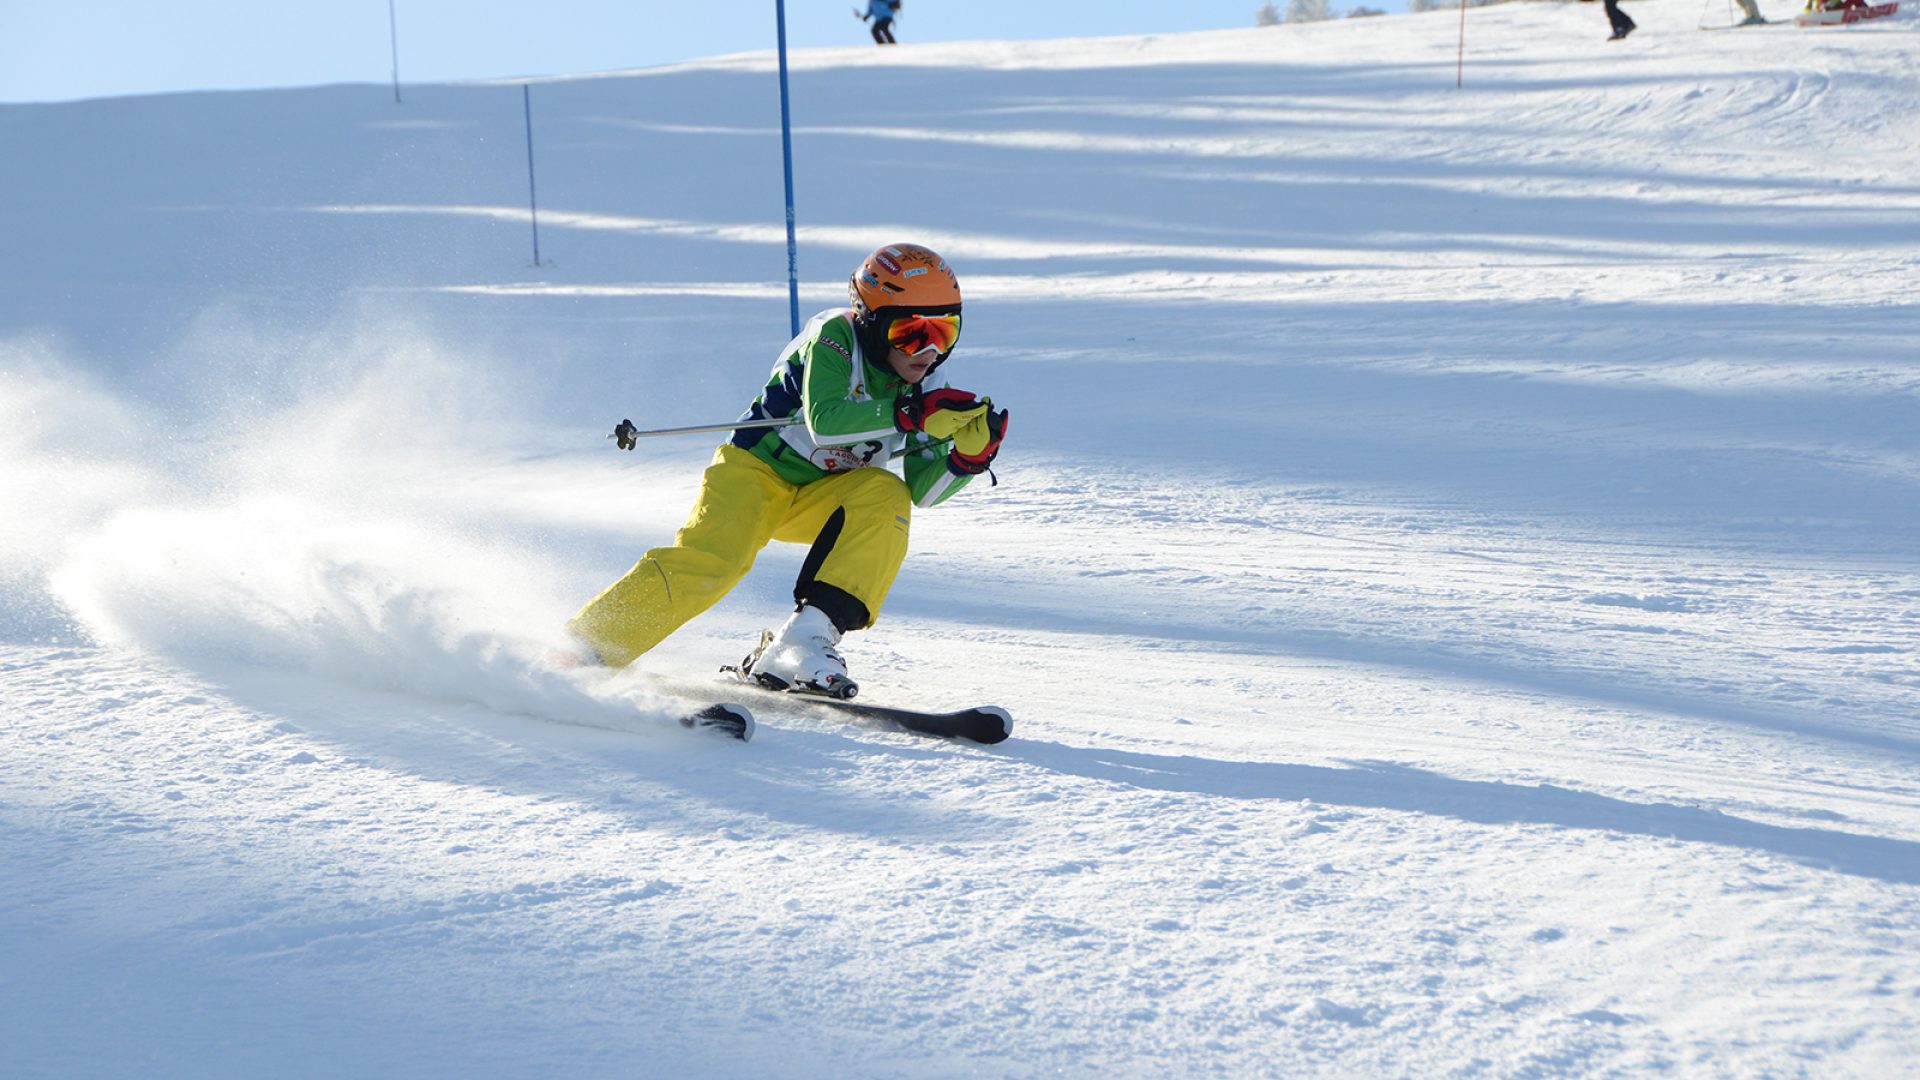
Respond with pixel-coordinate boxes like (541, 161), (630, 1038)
(0, 0), (1339, 103)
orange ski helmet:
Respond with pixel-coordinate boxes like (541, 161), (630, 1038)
(849, 243), (962, 369)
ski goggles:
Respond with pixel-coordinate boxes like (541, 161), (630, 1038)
(884, 312), (962, 356)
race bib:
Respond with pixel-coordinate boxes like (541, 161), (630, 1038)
(810, 442), (884, 472)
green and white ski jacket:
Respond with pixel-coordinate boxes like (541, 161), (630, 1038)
(730, 308), (978, 509)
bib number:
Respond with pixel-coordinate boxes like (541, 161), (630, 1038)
(811, 441), (885, 472)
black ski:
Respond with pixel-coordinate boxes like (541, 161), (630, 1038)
(679, 702), (755, 742)
(797, 694), (1011, 744)
(810, 691), (1013, 745)
(731, 678), (1011, 744)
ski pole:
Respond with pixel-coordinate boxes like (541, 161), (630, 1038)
(608, 415), (953, 461)
(888, 436), (951, 461)
(609, 415), (799, 450)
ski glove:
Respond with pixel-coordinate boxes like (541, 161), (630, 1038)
(895, 387), (988, 441)
(948, 406), (1008, 475)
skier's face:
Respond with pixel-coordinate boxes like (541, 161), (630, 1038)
(878, 311), (958, 383)
(887, 345), (938, 384)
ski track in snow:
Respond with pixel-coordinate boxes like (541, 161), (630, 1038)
(4, 3), (1920, 1076)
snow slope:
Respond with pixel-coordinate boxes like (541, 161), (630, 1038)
(3, 3), (1918, 1075)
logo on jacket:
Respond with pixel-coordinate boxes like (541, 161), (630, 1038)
(810, 442), (884, 472)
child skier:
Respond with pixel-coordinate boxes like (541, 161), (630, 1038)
(567, 243), (1007, 699)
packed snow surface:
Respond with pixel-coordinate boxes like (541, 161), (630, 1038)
(3, 3), (1918, 1076)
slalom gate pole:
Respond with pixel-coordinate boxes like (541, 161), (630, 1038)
(1457, 0), (1469, 89)
(523, 85), (542, 267)
(389, 0), (403, 104)
(775, 0), (802, 336)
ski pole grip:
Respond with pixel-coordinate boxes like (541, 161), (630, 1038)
(612, 418), (639, 451)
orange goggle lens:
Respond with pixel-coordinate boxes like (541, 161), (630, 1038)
(885, 313), (961, 355)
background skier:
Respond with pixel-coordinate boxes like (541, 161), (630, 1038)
(862, 0), (902, 44)
(1602, 0), (1637, 38)
(567, 243), (1007, 698)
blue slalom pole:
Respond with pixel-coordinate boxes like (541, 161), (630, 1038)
(388, 0), (402, 104)
(523, 85), (542, 267)
(775, 0), (801, 335)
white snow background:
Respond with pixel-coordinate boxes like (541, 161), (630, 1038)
(3, 3), (1919, 1076)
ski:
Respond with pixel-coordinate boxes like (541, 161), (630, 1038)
(720, 668), (1011, 744)
(1794, 1), (1898, 24)
(790, 695), (1013, 744)
(679, 702), (755, 742)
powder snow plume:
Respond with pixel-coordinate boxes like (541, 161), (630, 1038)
(22, 311), (679, 730)
(0, 338), (170, 639)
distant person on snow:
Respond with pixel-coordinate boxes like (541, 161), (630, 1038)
(1602, 0), (1636, 39)
(566, 243), (1007, 699)
(863, 0), (902, 45)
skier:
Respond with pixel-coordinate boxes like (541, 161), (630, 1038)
(566, 243), (1007, 698)
(862, 0), (902, 45)
(1603, 0), (1637, 39)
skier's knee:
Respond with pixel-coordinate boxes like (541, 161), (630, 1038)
(842, 466), (912, 515)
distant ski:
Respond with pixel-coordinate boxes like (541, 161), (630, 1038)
(679, 702), (755, 742)
(1794, 1), (1898, 25)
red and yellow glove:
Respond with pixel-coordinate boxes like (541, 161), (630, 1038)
(947, 405), (1008, 475)
(895, 387), (987, 440)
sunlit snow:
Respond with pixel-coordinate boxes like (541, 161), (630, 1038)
(3, 3), (1918, 1076)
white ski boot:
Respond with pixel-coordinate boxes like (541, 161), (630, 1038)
(743, 605), (857, 699)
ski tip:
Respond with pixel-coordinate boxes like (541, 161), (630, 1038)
(680, 702), (756, 742)
(975, 705), (1013, 745)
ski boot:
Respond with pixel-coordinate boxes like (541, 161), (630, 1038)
(739, 605), (858, 699)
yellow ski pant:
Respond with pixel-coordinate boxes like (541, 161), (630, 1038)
(569, 445), (912, 667)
